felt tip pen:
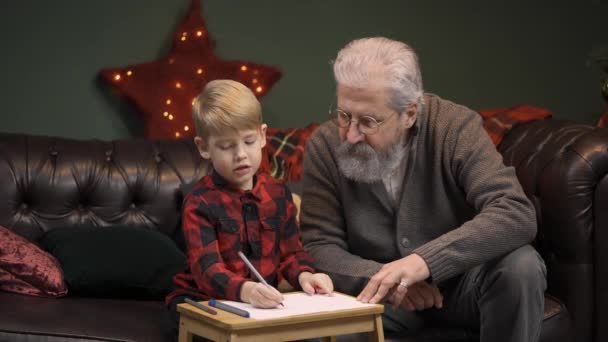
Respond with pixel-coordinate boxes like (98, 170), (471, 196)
(185, 298), (217, 315)
(208, 299), (250, 318)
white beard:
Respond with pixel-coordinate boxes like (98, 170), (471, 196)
(335, 135), (407, 183)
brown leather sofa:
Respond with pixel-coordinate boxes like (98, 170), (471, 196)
(0, 118), (606, 342)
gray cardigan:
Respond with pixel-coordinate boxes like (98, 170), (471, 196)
(300, 93), (536, 295)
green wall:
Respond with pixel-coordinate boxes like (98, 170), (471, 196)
(1, 1), (606, 140)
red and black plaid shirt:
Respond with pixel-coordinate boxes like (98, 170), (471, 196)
(166, 170), (315, 303)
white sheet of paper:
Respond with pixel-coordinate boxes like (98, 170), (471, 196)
(220, 292), (377, 320)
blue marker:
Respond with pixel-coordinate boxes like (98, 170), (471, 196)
(208, 299), (250, 318)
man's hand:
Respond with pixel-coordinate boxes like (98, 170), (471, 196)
(240, 281), (284, 308)
(357, 253), (430, 305)
(298, 272), (334, 295)
(389, 281), (443, 311)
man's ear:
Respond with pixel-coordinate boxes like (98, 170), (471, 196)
(194, 136), (211, 160)
(259, 123), (268, 148)
(400, 103), (418, 128)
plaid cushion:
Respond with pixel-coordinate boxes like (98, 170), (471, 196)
(261, 123), (319, 182)
(263, 106), (551, 182)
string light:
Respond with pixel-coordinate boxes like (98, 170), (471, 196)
(114, 74), (121, 81)
(240, 65), (248, 71)
(196, 30), (203, 37)
(255, 86), (263, 93)
(175, 132), (181, 137)
(163, 111), (169, 117)
(175, 82), (182, 89)
(126, 70), (133, 76)
(166, 99), (172, 105)
(184, 126), (189, 131)
(196, 68), (203, 75)
(168, 114), (174, 120)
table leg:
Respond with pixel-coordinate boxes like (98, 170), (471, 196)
(178, 317), (194, 342)
(368, 314), (384, 342)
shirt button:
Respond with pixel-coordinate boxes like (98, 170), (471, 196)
(400, 237), (410, 248)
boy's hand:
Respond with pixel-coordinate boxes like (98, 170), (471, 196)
(240, 281), (284, 308)
(298, 272), (334, 295)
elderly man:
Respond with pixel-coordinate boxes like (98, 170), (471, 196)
(300, 37), (546, 342)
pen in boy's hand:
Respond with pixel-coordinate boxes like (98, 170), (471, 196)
(237, 251), (285, 307)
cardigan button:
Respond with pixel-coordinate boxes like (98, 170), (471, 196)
(400, 237), (410, 248)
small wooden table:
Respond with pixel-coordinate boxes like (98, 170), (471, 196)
(177, 294), (385, 342)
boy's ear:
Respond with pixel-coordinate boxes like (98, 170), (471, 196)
(260, 123), (268, 148)
(193, 136), (211, 160)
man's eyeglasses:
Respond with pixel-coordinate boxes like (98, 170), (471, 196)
(329, 107), (396, 135)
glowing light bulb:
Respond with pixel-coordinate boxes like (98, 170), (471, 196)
(252, 78), (258, 84)
(126, 70), (132, 76)
(255, 86), (263, 93)
(175, 132), (181, 138)
(184, 126), (190, 131)
(168, 114), (174, 120)
(181, 36), (186, 42)
(114, 74), (121, 81)
(163, 111), (169, 117)
(181, 31), (188, 36)
(240, 65), (248, 71)
(196, 30), (203, 37)
(196, 68), (203, 75)
(166, 99), (172, 105)
(175, 82), (182, 89)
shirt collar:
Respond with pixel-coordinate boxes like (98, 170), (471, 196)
(210, 169), (265, 201)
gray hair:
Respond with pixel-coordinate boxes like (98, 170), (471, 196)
(333, 37), (424, 113)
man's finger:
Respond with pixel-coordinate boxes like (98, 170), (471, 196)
(416, 286), (434, 309)
(358, 277), (380, 302)
(431, 285), (443, 308)
(401, 296), (416, 311)
(391, 287), (407, 308)
(368, 279), (395, 304)
(407, 290), (426, 310)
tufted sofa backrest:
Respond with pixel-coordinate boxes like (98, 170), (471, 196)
(498, 120), (608, 342)
(0, 133), (210, 242)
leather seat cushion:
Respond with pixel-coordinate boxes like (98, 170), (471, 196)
(0, 292), (172, 342)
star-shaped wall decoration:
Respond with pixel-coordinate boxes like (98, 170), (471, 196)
(99, 0), (282, 139)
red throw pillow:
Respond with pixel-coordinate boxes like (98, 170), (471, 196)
(478, 105), (552, 146)
(0, 226), (67, 297)
(598, 107), (608, 128)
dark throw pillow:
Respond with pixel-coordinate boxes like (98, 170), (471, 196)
(0, 225), (67, 297)
(40, 226), (186, 300)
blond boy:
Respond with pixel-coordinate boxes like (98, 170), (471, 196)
(166, 80), (332, 330)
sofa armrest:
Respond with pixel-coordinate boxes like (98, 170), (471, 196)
(498, 119), (608, 342)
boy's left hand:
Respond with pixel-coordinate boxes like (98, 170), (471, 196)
(298, 272), (334, 295)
